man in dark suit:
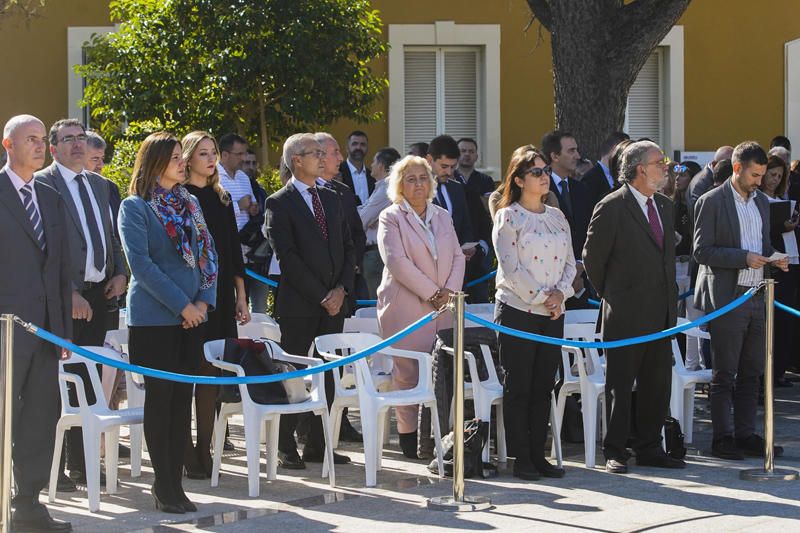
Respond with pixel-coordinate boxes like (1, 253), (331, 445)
(693, 141), (789, 460)
(264, 133), (355, 469)
(426, 135), (486, 297)
(686, 145), (734, 223)
(36, 119), (128, 488)
(1, 114), (73, 532)
(582, 131), (630, 210)
(583, 140), (684, 474)
(543, 131), (593, 309)
(338, 130), (374, 206)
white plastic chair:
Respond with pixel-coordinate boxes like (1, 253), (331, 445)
(344, 317), (381, 336)
(465, 303), (495, 316)
(48, 349), (144, 512)
(104, 328), (145, 476)
(671, 318), (712, 443)
(315, 333), (444, 487)
(204, 339), (335, 497)
(565, 308), (599, 325)
(552, 323), (606, 468)
(354, 307), (378, 318)
(238, 313), (281, 342)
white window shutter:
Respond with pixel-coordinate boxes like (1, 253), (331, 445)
(404, 50), (438, 152)
(443, 50), (479, 142)
(626, 49), (663, 145)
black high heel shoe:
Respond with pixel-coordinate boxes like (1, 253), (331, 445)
(151, 487), (185, 514)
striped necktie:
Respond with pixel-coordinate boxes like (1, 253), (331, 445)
(20, 183), (46, 251)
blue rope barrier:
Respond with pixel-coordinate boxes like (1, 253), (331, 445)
(244, 268), (279, 288)
(465, 287), (757, 349)
(464, 269), (497, 288)
(356, 300), (377, 306)
(775, 300), (800, 318)
(19, 311), (437, 385)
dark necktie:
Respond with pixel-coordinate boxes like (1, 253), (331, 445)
(559, 178), (573, 215)
(646, 198), (664, 249)
(75, 174), (106, 271)
(20, 183), (46, 252)
(436, 184), (447, 211)
(308, 187), (329, 240)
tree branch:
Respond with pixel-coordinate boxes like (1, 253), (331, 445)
(525, 0), (553, 33)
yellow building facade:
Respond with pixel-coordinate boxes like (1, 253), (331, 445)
(1, 0), (799, 173)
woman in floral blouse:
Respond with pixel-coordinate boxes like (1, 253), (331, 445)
(493, 145), (576, 481)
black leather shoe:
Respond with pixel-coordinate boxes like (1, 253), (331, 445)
(605, 458), (628, 474)
(278, 449), (306, 470)
(512, 461), (541, 480)
(398, 431), (418, 459)
(69, 469), (106, 486)
(223, 438), (235, 452)
(151, 488), (184, 514)
(635, 450), (686, 469)
(338, 420), (363, 443)
(303, 448), (351, 464)
(12, 507), (72, 532)
(736, 434), (784, 458)
(532, 458), (565, 478)
(179, 500), (198, 513)
(118, 444), (131, 458)
(56, 473), (77, 493)
(712, 436), (744, 460)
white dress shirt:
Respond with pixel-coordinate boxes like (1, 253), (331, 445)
(56, 162), (108, 282)
(730, 181), (764, 286)
(347, 159), (369, 205)
(4, 165), (40, 213)
(627, 183), (663, 230)
(218, 163), (255, 230)
(599, 161), (613, 188)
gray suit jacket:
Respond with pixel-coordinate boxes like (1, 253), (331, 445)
(582, 184), (677, 341)
(0, 171), (72, 357)
(36, 163), (126, 290)
(692, 179), (772, 313)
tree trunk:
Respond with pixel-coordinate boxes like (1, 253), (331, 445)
(257, 93), (270, 168)
(527, 0), (691, 160)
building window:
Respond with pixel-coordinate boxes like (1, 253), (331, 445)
(403, 47), (480, 152)
(67, 26), (116, 124)
(388, 21), (501, 178)
(625, 48), (664, 146)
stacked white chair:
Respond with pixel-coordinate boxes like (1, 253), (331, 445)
(205, 339), (335, 497)
(670, 318), (712, 443)
(315, 333), (444, 487)
(238, 313), (281, 342)
(48, 348), (144, 512)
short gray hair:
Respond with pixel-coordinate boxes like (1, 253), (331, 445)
(86, 130), (106, 151)
(768, 146), (790, 164)
(282, 133), (317, 173)
(313, 132), (337, 147)
(619, 140), (662, 183)
(3, 114), (44, 140)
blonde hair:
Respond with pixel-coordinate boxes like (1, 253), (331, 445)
(386, 155), (437, 204)
(182, 131), (229, 205)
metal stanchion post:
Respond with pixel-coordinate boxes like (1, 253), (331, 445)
(741, 280), (798, 481)
(428, 293), (491, 511)
(1, 314), (15, 532)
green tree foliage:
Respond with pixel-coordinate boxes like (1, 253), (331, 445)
(79, 0), (388, 165)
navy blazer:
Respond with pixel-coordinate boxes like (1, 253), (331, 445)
(550, 175), (591, 259)
(118, 194), (217, 326)
(433, 178), (475, 245)
(693, 180), (773, 313)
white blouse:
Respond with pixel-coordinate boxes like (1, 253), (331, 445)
(493, 203), (577, 316)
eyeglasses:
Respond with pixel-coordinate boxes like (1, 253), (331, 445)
(59, 134), (88, 144)
(403, 176), (429, 186)
(646, 156), (671, 167)
(673, 164), (688, 174)
(298, 150), (326, 159)
(523, 166), (552, 178)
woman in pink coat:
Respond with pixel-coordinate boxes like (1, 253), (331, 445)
(376, 155), (465, 458)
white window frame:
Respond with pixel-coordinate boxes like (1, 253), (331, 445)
(67, 26), (116, 124)
(786, 38), (800, 148)
(623, 25), (684, 156)
(388, 21), (501, 178)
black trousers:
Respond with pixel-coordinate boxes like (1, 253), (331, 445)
(277, 313), (344, 454)
(11, 335), (59, 510)
(63, 281), (109, 473)
(496, 302), (562, 462)
(774, 266), (799, 379)
(129, 324), (202, 503)
(603, 337), (671, 461)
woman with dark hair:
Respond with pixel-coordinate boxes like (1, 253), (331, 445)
(118, 132), (217, 513)
(760, 155), (798, 386)
(181, 131), (250, 478)
(493, 146), (576, 481)
(673, 162), (693, 257)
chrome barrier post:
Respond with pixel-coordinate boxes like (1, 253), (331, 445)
(1, 315), (15, 532)
(741, 279), (798, 481)
(428, 293), (491, 512)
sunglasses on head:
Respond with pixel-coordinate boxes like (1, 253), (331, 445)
(673, 164), (688, 174)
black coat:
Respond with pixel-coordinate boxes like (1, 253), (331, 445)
(433, 178), (475, 245)
(582, 163), (615, 209)
(338, 160), (375, 206)
(550, 175), (592, 260)
(263, 181), (355, 318)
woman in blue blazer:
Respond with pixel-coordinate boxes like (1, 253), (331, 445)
(118, 132), (217, 514)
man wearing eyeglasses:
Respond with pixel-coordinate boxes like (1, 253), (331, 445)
(583, 140), (684, 473)
(36, 118), (127, 490)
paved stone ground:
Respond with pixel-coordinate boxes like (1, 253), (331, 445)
(46, 372), (800, 532)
